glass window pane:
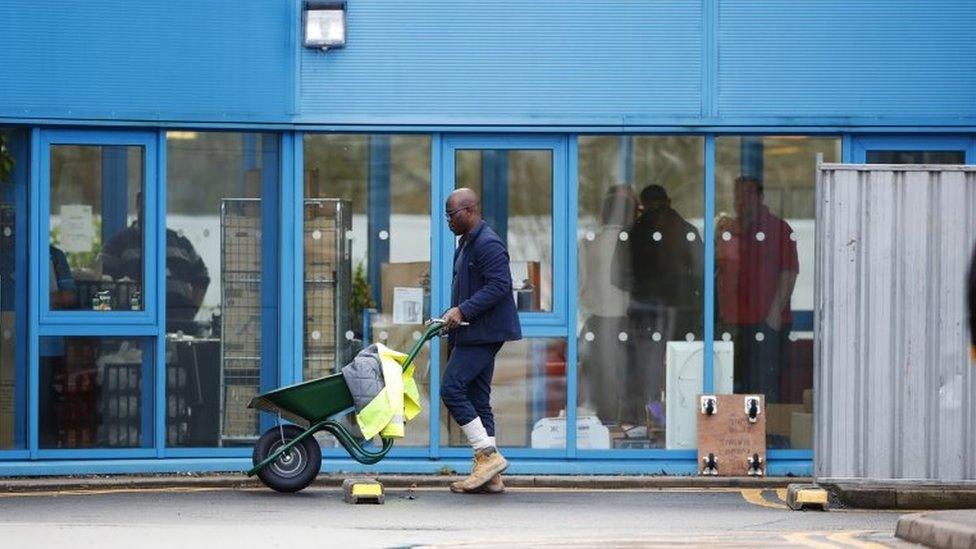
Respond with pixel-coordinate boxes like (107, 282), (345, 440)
(0, 128), (26, 450)
(716, 136), (841, 449)
(455, 149), (553, 312)
(49, 144), (144, 312)
(40, 337), (153, 449)
(165, 131), (274, 447)
(440, 338), (567, 449)
(866, 150), (965, 164)
(577, 136), (704, 450)
(304, 134), (432, 448)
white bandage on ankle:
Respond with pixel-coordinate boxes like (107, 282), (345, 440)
(460, 418), (493, 450)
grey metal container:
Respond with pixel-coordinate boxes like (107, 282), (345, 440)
(815, 163), (976, 482)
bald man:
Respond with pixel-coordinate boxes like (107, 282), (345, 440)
(441, 188), (522, 494)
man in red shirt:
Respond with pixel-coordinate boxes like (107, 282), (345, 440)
(717, 176), (798, 403)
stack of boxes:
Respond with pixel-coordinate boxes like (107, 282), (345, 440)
(220, 199), (263, 442)
(99, 360), (142, 447)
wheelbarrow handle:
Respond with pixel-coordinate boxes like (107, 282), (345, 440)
(401, 318), (467, 371)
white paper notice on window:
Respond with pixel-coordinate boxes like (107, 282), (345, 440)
(393, 287), (424, 325)
(59, 205), (96, 253)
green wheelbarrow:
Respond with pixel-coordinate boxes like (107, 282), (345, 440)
(246, 319), (451, 493)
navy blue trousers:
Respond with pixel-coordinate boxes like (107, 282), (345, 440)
(441, 342), (503, 436)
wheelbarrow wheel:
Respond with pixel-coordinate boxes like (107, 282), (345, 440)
(252, 425), (321, 493)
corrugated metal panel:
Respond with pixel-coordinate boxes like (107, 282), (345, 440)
(815, 164), (976, 482)
(299, 0), (702, 123)
(719, 1), (976, 119)
(0, 0), (292, 122)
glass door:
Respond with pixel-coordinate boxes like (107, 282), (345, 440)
(437, 135), (570, 458)
(35, 130), (159, 458)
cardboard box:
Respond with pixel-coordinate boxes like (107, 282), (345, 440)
(766, 404), (804, 437)
(510, 260), (542, 311)
(802, 389), (814, 413)
(791, 412), (813, 448)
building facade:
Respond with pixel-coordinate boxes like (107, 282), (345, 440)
(1, 0), (975, 476)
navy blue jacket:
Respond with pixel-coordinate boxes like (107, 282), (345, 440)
(450, 221), (522, 346)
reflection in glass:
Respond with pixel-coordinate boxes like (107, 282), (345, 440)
(0, 128), (26, 450)
(304, 134), (432, 447)
(49, 145), (144, 312)
(455, 149), (553, 312)
(716, 136), (841, 449)
(577, 136), (704, 450)
(40, 337), (152, 449)
(866, 150), (965, 165)
(165, 132), (274, 447)
(441, 338), (567, 449)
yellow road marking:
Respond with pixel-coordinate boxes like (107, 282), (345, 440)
(740, 488), (788, 509)
(781, 532), (839, 549)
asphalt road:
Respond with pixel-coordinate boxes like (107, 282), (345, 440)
(0, 485), (915, 548)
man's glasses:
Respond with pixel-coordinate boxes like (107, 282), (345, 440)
(445, 205), (469, 220)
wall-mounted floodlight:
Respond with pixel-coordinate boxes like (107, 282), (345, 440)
(304, 1), (346, 51)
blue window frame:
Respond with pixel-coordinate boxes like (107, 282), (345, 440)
(37, 130), (159, 326)
(439, 134), (570, 329)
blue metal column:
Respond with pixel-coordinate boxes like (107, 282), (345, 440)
(28, 128), (41, 459)
(430, 134), (449, 458)
(703, 135), (716, 394)
(101, 146), (129, 244)
(565, 135), (579, 458)
(367, 136), (391, 309)
(155, 131), (167, 456)
(278, 132), (303, 387)
(480, 150), (508, 244)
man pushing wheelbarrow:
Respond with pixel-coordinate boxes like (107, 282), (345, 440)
(440, 188), (522, 494)
(247, 188), (520, 495)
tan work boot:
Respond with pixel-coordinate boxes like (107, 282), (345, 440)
(449, 447), (508, 493)
(450, 473), (504, 494)
(473, 473), (504, 494)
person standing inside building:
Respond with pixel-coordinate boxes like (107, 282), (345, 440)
(99, 193), (210, 335)
(440, 187), (521, 494)
(578, 184), (638, 423)
(612, 184), (703, 426)
(716, 175), (798, 403)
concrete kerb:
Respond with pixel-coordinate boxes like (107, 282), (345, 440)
(0, 473), (806, 494)
(896, 511), (976, 548)
(820, 480), (976, 510)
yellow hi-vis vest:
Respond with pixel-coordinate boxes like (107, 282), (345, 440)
(355, 343), (422, 440)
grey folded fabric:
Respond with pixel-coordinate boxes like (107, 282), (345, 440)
(341, 344), (385, 412)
